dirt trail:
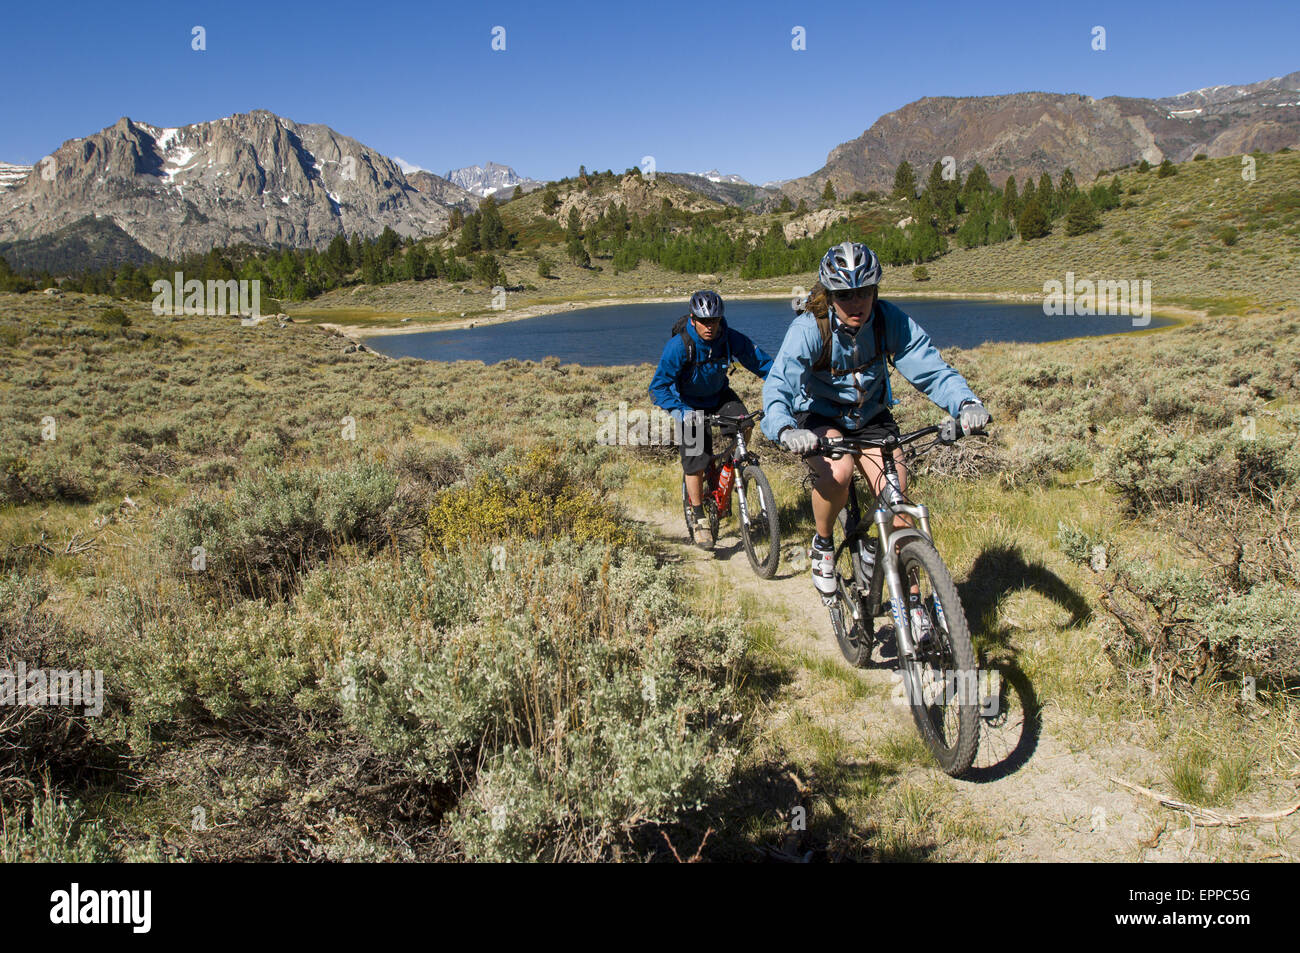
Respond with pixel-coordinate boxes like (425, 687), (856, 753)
(634, 505), (1280, 862)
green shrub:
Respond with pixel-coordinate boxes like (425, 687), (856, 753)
(911, 265), (930, 281)
(339, 539), (746, 860)
(159, 461), (400, 598)
(425, 447), (635, 551)
(1103, 421), (1232, 513)
(1057, 522), (1103, 565)
(1201, 582), (1300, 681)
(1, 791), (114, 862)
(1216, 226), (1239, 246)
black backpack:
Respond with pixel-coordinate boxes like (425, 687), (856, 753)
(669, 315), (731, 372)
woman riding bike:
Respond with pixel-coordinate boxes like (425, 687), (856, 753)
(761, 241), (991, 597)
(650, 290), (774, 548)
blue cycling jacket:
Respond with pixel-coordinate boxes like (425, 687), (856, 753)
(649, 318), (774, 414)
(761, 299), (978, 441)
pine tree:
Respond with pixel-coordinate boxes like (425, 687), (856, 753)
(777, 195), (793, 213)
(1020, 177), (1037, 216)
(822, 179), (837, 202)
(326, 233), (351, 271)
(1017, 198), (1050, 240)
(893, 160), (917, 199)
(1058, 168), (1078, 204)
(1064, 194), (1102, 235)
(479, 196), (505, 249)
(1000, 175), (1018, 220)
(963, 163), (991, 197)
(1037, 172), (1056, 217)
(456, 215), (481, 255)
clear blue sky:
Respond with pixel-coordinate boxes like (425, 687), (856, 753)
(1, 0), (1295, 184)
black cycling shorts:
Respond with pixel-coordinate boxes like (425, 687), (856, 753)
(680, 387), (746, 476)
(795, 406), (900, 441)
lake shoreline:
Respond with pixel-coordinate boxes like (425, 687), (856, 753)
(320, 289), (1202, 341)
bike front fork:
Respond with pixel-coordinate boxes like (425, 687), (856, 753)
(874, 502), (934, 660)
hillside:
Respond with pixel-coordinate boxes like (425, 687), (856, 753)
(0, 216), (155, 274)
(268, 150), (1300, 326)
(782, 72), (1300, 201)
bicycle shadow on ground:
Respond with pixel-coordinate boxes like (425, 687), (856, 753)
(951, 544), (1090, 783)
(644, 758), (947, 862)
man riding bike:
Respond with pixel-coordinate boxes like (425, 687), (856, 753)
(761, 241), (991, 595)
(651, 290), (774, 549)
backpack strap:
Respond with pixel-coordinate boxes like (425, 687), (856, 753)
(671, 314), (695, 365)
(674, 317), (730, 373)
(677, 328), (695, 365)
(873, 301), (899, 407)
(872, 301), (892, 367)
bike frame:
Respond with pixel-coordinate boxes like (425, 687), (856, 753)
(831, 433), (939, 661)
(682, 412), (763, 529)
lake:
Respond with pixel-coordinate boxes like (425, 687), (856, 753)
(365, 297), (1173, 365)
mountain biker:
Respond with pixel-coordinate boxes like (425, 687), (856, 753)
(651, 290), (774, 549)
(761, 241), (990, 596)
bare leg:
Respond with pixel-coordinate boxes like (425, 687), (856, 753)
(684, 471), (705, 507)
(802, 427), (855, 538)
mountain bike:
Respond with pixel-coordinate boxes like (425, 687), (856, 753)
(799, 418), (987, 776)
(682, 410), (781, 578)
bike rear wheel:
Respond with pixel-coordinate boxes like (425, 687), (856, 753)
(739, 465), (780, 578)
(895, 538), (979, 776)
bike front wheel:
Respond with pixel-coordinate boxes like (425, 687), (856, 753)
(739, 465), (780, 578)
(895, 538), (980, 776)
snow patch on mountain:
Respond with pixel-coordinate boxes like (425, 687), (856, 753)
(692, 169), (751, 185)
(446, 162), (540, 198)
(0, 162), (32, 193)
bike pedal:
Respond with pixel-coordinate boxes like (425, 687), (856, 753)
(820, 593), (839, 607)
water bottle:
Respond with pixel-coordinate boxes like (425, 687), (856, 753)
(717, 462), (735, 514)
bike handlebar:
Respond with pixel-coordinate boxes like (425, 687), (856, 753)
(704, 409), (764, 427)
(797, 416), (990, 459)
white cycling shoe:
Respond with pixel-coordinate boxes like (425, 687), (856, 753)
(809, 537), (838, 596)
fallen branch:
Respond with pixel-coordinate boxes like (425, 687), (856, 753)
(1110, 776), (1300, 828)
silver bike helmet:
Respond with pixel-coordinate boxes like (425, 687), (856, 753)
(689, 290), (725, 319)
(817, 241), (882, 291)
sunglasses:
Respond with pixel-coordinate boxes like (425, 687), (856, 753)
(831, 287), (875, 303)
(693, 315), (723, 325)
